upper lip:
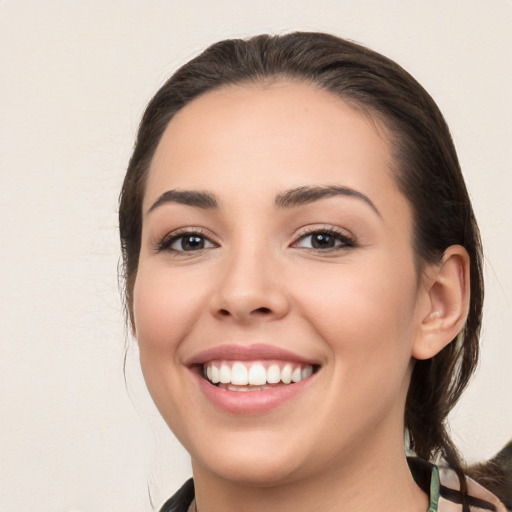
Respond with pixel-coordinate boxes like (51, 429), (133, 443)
(185, 343), (321, 367)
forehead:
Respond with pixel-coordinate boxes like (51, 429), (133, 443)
(145, 81), (401, 213)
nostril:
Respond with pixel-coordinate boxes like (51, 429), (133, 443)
(219, 307), (271, 316)
(254, 307), (271, 315)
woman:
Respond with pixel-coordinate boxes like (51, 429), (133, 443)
(119, 32), (509, 512)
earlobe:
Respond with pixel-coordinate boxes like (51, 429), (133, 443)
(412, 245), (470, 360)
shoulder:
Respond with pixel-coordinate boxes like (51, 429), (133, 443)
(158, 478), (195, 512)
(438, 466), (508, 512)
(464, 441), (512, 512)
(409, 457), (509, 512)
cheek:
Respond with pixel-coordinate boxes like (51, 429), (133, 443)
(131, 265), (204, 435)
(293, 258), (419, 368)
(294, 262), (419, 435)
(132, 264), (207, 356)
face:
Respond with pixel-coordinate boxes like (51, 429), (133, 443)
(133, 82), (429, 486)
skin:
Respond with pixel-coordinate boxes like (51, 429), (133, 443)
(133, 82), (469, 512)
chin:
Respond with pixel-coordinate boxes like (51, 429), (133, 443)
(189, 432), (313, 487)
(201, 456), (305, 488)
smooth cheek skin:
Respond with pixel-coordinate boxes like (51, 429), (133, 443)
(132, 83), (426, 486)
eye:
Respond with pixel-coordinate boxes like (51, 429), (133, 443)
(293, 229), (355, 251)
(158, 231), (216, 253)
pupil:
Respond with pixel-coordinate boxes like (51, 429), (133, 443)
(182, 235), (204, 251)
(312, 233), (334, 249)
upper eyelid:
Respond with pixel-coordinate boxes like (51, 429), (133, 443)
(154, 224), (356, 249)
(291, 226), (357, 248)
(293, 225), (355, 240)
(156, 227), (217, 251)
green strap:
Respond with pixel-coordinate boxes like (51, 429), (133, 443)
(428, 465), (440, 512)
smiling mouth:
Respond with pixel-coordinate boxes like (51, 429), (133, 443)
(201, 360), (317, 392)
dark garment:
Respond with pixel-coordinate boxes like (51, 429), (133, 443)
(158, 458), (504, 512)
(159, 478), (194, 512)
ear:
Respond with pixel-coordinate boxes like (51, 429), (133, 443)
(412, 245), (470, 360)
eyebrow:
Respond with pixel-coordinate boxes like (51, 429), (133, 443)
(275, 185), (381, 217)
(147, 184), (381, 217)
(147, 189), (219, 214)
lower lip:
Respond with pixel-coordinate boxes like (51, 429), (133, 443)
(192, 369), (316, 415)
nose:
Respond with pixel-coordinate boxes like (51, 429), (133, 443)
(208, 246), (290, 323)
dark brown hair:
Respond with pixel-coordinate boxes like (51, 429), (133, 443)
(119, 32), (484, 496)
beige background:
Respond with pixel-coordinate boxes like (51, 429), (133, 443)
(0, 1), (510, 510)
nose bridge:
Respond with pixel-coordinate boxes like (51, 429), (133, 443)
(210, 233), (288, 321)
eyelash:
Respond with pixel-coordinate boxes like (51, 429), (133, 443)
(156, 226), (356, 254)
(292, 227), (356, 252)
(157, 228), (216, 253)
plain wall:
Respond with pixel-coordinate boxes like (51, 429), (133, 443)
(0, 1), (510, 510)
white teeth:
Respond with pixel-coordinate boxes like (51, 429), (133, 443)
(281, 364), (292, 384)
(226, 384), (274, 392)
(291, 367), (302, 383)
(266, 364), (281, 384)
(231, 362), (248, 385)
(227, 384), (249, 392)
(219, 363), (231, 384)
(211, 365), (220, 384)
(301, 366), (313, 379)
(203, 360), (315, 388)
(248, 363), (267, 385)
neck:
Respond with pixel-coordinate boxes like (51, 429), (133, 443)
(191, 435), (428, 512)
